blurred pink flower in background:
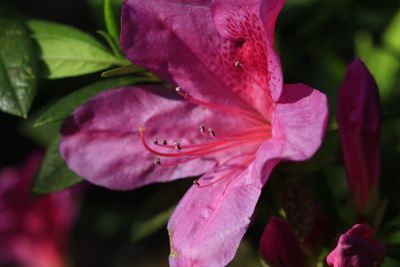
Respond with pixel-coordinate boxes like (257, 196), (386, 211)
(0, 152), (78, 267)
(327, 224), (385, 267)
(59, 0), (328, 265)
(259, 217), (306, 267)
(337, 58), (381, 216)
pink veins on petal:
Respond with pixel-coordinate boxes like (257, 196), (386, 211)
(138, 85), (272, 183)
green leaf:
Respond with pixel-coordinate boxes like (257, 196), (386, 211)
(383, 257), (400, 267)
(101, 65), (144, 78)
(130, 206), (174, 242)
(27, 19), (126, 79)
(0, 4), (38, 117)
(384, 230), (400, 245)
(355, 31), (400, 98)
(384, 11), (400, 52)
(33, 137), (83, 194)
(87, 0), (122, 31)
(104, 0), (120, 45)
(34, 76), (149, 127)
(19, 115), (60, 147)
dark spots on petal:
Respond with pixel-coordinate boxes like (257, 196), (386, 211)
(233, 39), (245, 48)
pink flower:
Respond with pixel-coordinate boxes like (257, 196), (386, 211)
(60, 0), (328, 265)
(259, 217), (306, 267)
(327, 224), (385, 267)
(337, 58), (381, 216)
(0, 152), (77, 267)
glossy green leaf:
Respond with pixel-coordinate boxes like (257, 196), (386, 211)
(0, 4), (38, 117)
(27, 19), (126, 79)
(34, 76), (150, 127)
(104, 0), (120, 45)
(33, 137), (83, 194)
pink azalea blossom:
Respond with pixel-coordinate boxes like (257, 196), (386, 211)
(0, 152), (77, 267)
(327, 224), (385, 267)
(259, 217), (306, 267)
(60, 0), (328, 265)
(337, 58), (381, 216)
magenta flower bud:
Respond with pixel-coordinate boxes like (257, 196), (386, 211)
(327, 224), (385, 267)
(337, 58), (381, 215)
(259, 217), (305, 267)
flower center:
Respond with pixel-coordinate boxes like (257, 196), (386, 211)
(139, 85), (271, 169)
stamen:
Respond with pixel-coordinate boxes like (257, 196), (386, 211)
(153, 138), (158, 144)
(208, 128), (216, 137)
(234, 60), (243, 68)
(174, 140), (182, 151)
(175, 86), (188, 99)
(139, 127), (266, 159)
(199, 124), (206, 134)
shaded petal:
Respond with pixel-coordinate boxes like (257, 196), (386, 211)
(60, 86), (249, 190)
(121, 0), (281, 117)
(167, 156), (263, 267)
(259, 217), (306, 267)
(336, 58), (380, 212)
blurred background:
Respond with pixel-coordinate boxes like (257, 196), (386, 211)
(1, 0), (399, 266)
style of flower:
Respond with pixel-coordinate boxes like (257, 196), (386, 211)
(337, 58), (381, 216)
(60, 0), (328, 266)
(326, 224), (385, 267)
(259, 217), (306, 267)
(0, 152), (77, 267)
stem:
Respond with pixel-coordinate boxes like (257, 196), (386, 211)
(97, 30), (125, 59)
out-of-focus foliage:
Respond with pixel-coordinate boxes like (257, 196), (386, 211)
(355, 11), (400, 98)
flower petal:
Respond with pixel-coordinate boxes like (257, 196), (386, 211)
(167, 158), (262, 267)
(251, 84), (327, 184)
(60, 86), (249, 190)
(121, 0), (280, 117)
(211, 0), (284, 101)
